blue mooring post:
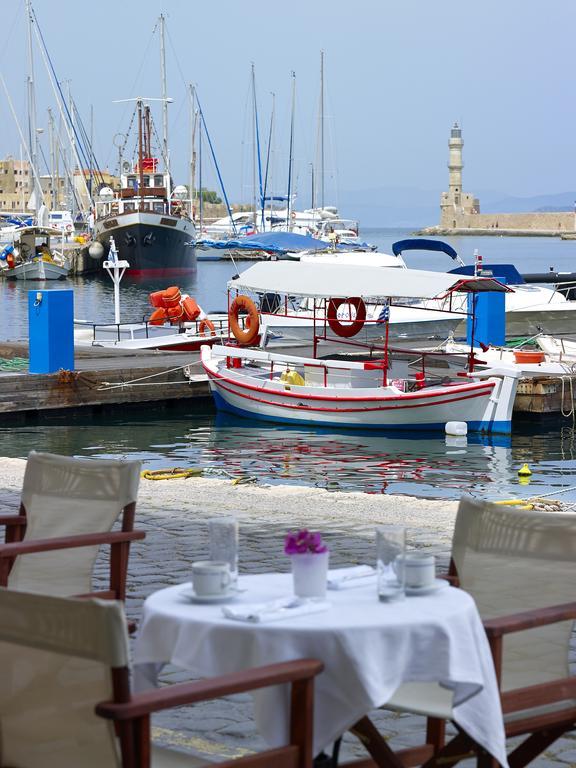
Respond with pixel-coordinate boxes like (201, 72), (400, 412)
(466, 279), (506, 348)
(28, 289), (74, 374)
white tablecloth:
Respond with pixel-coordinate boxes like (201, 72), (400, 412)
(134, 573), (507, 766)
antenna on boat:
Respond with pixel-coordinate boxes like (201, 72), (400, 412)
(103, 236), (129, 326)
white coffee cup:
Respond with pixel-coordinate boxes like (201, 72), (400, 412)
(192, 561), (232, 597)
(401, 553), (436, 589)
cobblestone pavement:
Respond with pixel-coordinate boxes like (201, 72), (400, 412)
(2, 467), (576, 766)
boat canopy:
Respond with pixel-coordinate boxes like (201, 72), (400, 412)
(196, 231), (368, 253)
(229, 262), (512, 300)
(449, 263), (525, 285)
(12, 226), (63, 238)
(392, 239), (459, 261)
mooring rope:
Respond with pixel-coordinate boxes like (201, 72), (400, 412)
(97, 359), (203, 391)
(560, 376), (576, 422)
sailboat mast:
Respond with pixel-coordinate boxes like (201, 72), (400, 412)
(320, 50), (324, 211)
(262, 92), (275, 231)
(137, 99), (145, 212)
(26, 0), (41, 210)
(48, 107), (56, 209)
(251, 64), (257, 226)
(286, 72), (296, 231)
(159, 15), (169, 170)
(198, 114), (203, 232)
(190, 84), (197, 220)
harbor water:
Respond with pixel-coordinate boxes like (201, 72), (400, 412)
(1, 228), (576, 502)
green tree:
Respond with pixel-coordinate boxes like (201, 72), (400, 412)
(200, 188), (222, 205)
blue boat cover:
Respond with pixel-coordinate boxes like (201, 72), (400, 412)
(196, 231), (371, 254)
(392, 238), (459, 261)
(449, 264), (525, 285)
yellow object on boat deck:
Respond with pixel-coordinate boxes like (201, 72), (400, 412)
(494, 499), (534, 509)
(141, 467), (204, 481)
(281, 369), (305, 386)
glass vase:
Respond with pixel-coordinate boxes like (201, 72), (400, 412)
(291, 551), (330, 599)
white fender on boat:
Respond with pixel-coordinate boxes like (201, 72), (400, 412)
(445, 421), (468, 436)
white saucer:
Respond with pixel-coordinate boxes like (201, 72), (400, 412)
(405, 578), (449, 596)
(187, 590), (236, 604)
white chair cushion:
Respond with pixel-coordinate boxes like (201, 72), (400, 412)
(385, 682), (454, 719)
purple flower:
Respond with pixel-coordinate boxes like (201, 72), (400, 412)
(284, 529), (328, 555)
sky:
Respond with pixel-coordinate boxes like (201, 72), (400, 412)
(1, 0), (575, 215)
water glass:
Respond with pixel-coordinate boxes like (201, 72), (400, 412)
(208, 517), (239, 585)
(376, 525), (406, 602)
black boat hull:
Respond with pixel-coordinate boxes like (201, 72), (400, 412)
(95, 212), (196, 277)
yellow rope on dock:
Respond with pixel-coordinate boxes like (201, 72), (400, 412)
(141, 467), (204, 481)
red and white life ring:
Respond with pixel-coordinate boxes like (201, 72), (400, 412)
(327, 297), (366, 338)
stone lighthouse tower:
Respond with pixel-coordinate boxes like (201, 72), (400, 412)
(440, 122), (479, 228)
(448, 122), (463, 207)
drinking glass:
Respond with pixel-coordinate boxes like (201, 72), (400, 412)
(208, 517), (239, 585)
(376, 525), (406, 602)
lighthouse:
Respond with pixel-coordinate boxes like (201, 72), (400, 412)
(440, 122), (479, 228)
(448, 122), (463, 208)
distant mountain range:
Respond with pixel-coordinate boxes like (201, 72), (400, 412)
(339, 187), (576, 228)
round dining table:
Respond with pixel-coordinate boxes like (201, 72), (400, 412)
(133, 572), (507, 766)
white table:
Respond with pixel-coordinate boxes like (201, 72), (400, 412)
(134, 573), (507, 766)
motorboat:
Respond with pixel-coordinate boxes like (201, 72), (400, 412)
(0, 226), (69, 280)
(395, 239), (576, 338)
(199, 261), (520, 434)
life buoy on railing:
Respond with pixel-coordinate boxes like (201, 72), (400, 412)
(199, 317), (217, 337)
(229, 295), (260, 345)
(327, 297), (366, 338)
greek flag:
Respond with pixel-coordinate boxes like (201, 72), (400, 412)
(377, 304), (390, 323)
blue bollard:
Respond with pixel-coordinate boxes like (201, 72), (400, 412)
(28, 289), (74, 374)
(467, 277), (507, 348)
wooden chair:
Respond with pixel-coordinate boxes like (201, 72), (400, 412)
(370, 497), (576, 768)
(0, 450), (144, 600)
(0, 587), (322, 768)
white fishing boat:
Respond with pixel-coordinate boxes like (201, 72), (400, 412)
(199, 262), (520, 434)
(74, 315), (228, 352)
(0, 226), (69, 280)
(74, 238), (225, 352)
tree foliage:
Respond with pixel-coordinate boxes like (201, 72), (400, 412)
(200, 188), (222, 204)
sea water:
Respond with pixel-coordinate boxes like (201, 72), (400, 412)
(1, 228), (575, 501)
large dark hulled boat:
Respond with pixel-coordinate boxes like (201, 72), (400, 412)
(93, 100), (195, 277)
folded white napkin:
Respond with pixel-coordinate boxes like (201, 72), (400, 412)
(327, 565), (376, 590)
(222, 597), (330, 623)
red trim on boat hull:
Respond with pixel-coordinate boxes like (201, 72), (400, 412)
(203, 362), (495, 404)
(211, 378), (493, 413)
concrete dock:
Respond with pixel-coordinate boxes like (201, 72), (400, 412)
(0, 344), (209, 420)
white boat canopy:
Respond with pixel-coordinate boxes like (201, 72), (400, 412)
(228, 261), (512, 300)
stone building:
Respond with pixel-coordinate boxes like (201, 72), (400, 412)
(430, 124), (576, 236)
(0, 158), (32, 212)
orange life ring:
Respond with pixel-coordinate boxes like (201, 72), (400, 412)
(327, 297), (366, 338)
(199, 317), (216, 337)
(229, 295), (260, 345)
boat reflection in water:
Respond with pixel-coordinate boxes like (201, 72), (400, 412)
(206, 413), (517, 499)
(2, 410), (576, 502)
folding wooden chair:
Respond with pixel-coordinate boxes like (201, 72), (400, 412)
(0, 450), (144, 600)
(373, 497), (576, 768)
(0, 587), (322, 768)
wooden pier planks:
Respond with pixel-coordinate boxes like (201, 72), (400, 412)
(0, 351), (210, 416)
